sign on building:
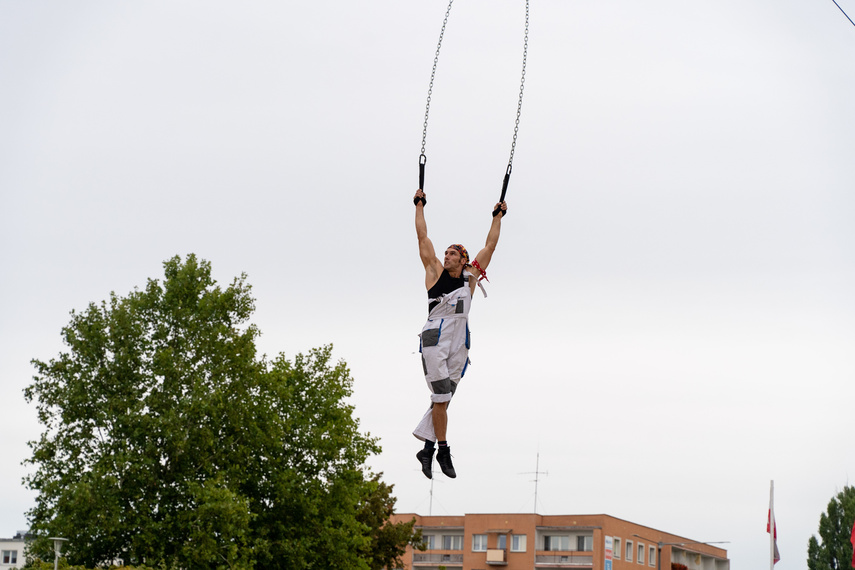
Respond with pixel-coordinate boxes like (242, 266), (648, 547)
(604, 535), (614, 570)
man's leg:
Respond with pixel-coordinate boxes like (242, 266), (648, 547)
(432, 401), (448, 441)
(432, 401), (456, 478)
(434, 325), (466, 480)
(416, 321), (458, 479)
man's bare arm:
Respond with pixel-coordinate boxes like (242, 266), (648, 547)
(415, 189), (442, 288)
(472, 201), (507, 275)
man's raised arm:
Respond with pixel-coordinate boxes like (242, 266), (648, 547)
(472, 201), (507, 273)
(415, 189), (441, 287)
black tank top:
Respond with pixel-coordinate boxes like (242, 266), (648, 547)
(427, 269), (466, 313)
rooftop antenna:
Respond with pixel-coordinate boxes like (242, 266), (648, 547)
(519, 451), (548, 512)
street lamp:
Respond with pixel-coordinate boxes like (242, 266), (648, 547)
(47, 537), (68, 570)
(633, 534), (729, 570)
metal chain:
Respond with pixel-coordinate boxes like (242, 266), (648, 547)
(421, 0), (455, 156)
(831, 0), (855, 28)
(507, 0), (529, 170)
(421, 0), (529, 171)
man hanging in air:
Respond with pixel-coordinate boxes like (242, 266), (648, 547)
(412, 188), (507, 479)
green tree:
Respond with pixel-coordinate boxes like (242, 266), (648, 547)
(356, 474), (423, 570)
(808, 485), (855, 570)
(24, 254), (417, 570)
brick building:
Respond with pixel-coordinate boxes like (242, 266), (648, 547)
(389, 513), (729, 570)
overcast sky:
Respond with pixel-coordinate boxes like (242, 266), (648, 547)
(1, 1), (854, 569)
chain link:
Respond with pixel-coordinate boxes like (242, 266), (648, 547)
(421, 0), (529, 171)
(421, 0), (455, 156)
(507, 0), (529, 170)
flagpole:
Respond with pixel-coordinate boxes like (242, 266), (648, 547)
(769, 480), (775, 570)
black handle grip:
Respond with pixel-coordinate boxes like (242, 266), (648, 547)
(415, 154), (427, 205)
(499, 164), (511, 202)
(493, 166), (511, 217)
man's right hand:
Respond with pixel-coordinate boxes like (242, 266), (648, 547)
(414, 189), (427, 206)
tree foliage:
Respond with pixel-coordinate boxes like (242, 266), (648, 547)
(24, 255), (418, 569)
(808, 485), (855, 570)
(24, 562), (158, 570)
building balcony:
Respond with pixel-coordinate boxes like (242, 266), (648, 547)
(413, 552), (464, 566)
(535, 552), (594, 567)
(486, 548), (507, 565)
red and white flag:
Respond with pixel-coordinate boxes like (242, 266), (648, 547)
(768, 480), (780, 567)
(849, 518), (854, 568)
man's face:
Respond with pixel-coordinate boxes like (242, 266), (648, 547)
(443, 248), (465, 271)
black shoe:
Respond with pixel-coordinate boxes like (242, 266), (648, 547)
(416, 448), (435, 479)
(436, 446), (456, 478)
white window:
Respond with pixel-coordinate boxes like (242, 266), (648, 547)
(626, 540), (634, 562)
(2, 551), (18, 564)
(649, 545), (656, 566)
(511, 534), (527, 552)
(544, 535), (570, 551)
(638, 543), (645, 564)
(498, 535), (507, 550)
(614, 537), (622, 559)
(472, 534), (487, 551)
(577, 535), (593, 551)
(424, 535), (436, 550)
(443, 535), (463, 550)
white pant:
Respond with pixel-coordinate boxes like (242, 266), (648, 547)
(413, 293), (471, 441)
